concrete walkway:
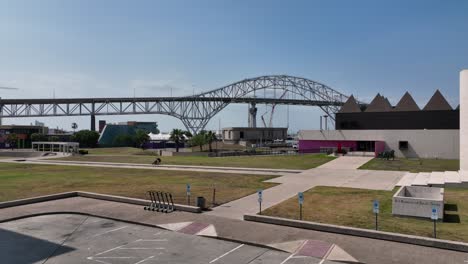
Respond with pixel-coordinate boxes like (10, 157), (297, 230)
(0, 158), (299, 176)
(207, 163), (404, 219)
(1, 197), (466, 264)
(317, 156), (373, 170)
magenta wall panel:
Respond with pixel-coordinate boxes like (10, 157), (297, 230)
(375, 141), (386, 156)
(298, 140), (358, 153)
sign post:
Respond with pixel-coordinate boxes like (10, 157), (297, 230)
(298, 192), (304, 220)
(186, 183), (191, 206)
(257, 189), (263, 215)
(431, 206), (438, 238)
(373, 200), (380, 230)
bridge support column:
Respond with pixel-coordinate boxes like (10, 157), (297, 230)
(90, 114), (96, 131)
(248, 103), (257, 128)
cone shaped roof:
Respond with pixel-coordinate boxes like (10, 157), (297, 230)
(393, 92), (420, 111)
(423, 90), (452, 110)
(338, 95), (362, 113)
(365, 94), (393, 112)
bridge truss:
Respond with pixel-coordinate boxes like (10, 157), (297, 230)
(0, 75), (357, 134)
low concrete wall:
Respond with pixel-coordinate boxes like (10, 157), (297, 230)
(0, 191), (201, 213)
(0, 151), (45, 158)
(0, 192), (77, 209)
(244, 214), (468, 253)
(392, 186), (444, 219)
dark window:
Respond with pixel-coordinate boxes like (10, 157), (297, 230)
(399, 141), (409, 150)
(240, 131), (244, 139)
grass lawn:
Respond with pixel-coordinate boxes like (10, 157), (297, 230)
(0, 163), (276, 207)
(58, 150), (335, 170)
(359, 158), (459, 172)
(263, 186), (468, 242)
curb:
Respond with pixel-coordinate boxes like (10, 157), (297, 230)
(244, 214), (468, 253)
(0, 191), (201, 213)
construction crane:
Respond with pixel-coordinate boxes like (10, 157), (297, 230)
(260, 90), (288, 127)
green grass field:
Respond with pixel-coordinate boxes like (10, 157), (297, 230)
(59, 148), (335, 170)
(359, 158), (459, 172)
(263, 186), (468, 242)
(0, 163), (276, 207)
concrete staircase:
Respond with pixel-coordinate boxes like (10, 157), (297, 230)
(396, 171), (467, 188)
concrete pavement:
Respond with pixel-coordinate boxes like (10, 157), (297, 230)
(317, 156), (374, 170)
(0, 197), (466, 264)
(207, 157), (404, 219)
(0, 158), (299, 176)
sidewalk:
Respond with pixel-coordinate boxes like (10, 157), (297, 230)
(0, 158), (300, 175)
(0, 197), (465, 264)
(206, 165), (404, 219)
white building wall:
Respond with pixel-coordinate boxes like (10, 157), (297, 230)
(299, 129), (459, 159)
(460, 70), (468, 170)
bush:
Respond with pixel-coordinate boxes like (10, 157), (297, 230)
(78, 150), (89, 155)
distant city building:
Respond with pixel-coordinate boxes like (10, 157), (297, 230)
(0, 125), (48, 149)
(222, 127), (288, 145)
(98, 121), (159, 147)
(299, 91), (459, 159)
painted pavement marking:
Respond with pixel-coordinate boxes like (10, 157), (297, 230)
(208, 244), (245, 263)
(178, 222), (210, 235)
(92, 226), (128, 238)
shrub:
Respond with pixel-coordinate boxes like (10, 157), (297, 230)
(78, 150), (89, 155)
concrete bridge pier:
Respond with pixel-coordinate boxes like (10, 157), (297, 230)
(248, 103), (257, 128)
(90, 114), (96, 131)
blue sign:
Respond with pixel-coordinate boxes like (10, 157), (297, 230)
(298, 192), (304, 205)
(373, 200), (380, 214)
(431, 206), (438, 220)
(186, 184), (191, 195)
(257, 189), (263, 203)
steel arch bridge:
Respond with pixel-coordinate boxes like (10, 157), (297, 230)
(0, 75), (358, 134)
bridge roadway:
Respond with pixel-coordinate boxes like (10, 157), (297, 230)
(0, 75), (361, 133)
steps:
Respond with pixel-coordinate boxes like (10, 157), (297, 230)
(444, 171), (462, 187)
(396, 171), (467, 188)
(428, 172), (445, 187)
(412, 172), (431, 186)
(396, 172), (417, 186)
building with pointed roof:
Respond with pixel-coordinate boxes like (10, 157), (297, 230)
(364, 94), (393, 112)
(393, 92), (420, 111)
(298, 89), (459, 159)
(423, 90), (453, 111)
(338, 95), (362, 113)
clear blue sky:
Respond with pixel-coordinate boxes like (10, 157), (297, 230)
(0, 0), (467, 132)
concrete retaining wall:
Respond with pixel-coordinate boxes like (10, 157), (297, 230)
(0, 191), (201, 213)
(244, 214), (468, 253)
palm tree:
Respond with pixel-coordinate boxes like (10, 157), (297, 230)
(205, 131), (217, 152)
(170, 129), (192, 152)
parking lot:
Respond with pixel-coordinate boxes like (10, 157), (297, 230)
(0, 214), (332, 264)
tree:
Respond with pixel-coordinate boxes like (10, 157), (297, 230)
(73, 130), (100, 148)
(71, 123), (78, 133)
(190, 133), (207, 152)
(49, 136), (60, 142)
(113, 134), (134, 147)
(134, 129), (150, 149)
(6, 133), (17, 150)
(204, 131), (217, 152)
(31, 133), (47, 142)
(169, 129), (192, 152)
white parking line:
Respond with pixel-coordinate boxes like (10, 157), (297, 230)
(134, 255), (155, 264)
(136, 239), (168, 242)
(120, 247), (166, 250)
(209, 244), (244, 263)
(94, 245), (126, 256)
(92, 226), (128, 238)
(279, 253), (295, 264)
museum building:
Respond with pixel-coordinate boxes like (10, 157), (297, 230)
(298, 90), (459, 159)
